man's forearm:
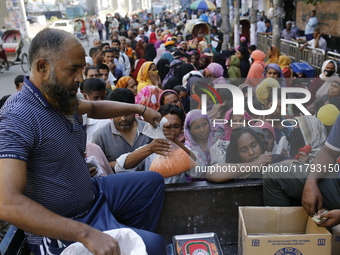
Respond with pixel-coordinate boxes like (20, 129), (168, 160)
(78, 99), (144, 119)
(0, 193), (94, 244)
(307, 145), (339, 180)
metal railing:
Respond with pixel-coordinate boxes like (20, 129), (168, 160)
(256, 34), (338, 77)
(279, 39), (300, 63)
(327, 51), (340, 64)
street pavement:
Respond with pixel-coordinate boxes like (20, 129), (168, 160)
(0, 24), (104, 99)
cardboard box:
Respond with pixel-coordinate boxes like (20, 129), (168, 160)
(238, 207), (331, 255)
(332, 224), (340, 255)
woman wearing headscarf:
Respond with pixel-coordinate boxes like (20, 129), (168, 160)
(149, 31), (158, 44)
(235, 46), (250, 78)
(175, 63), (196, 85)
(254, 122), (276, 153)
(245, 50), (266, 87)
(115, 76), (138, 96)
(160, 51), (175, 63)
(153, 45), (166, 64)
(132, 59), (146, 81)
(184, 110), (223, 178)
(158, 89), (184, 109)
(308, 60), (339, 103)
(162, 59), (182, 87)
(143, 43), (157, 62)
(154, 30), (171, 49)
(203, 62), (225, 85)
(136, 61), (161, 92)
(198, 55), (211, 71)
(207, 127), (293, 182)
(224, 108), (254, 141)
(156, 59), (170, 83)
(135, 39), (147, 59)
(135, 85), (163, 111)
(262, 63), (286, 87)
(266, 46), (280, 64)
(255, 77), (281, 106)
(278, 55), (293, 79)
(308, 79), (340, 115)
(227, 55), (241, 83)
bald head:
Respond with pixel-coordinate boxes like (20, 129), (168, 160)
(29, 28), (82, 67)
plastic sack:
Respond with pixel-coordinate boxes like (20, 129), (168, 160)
(60, 228), (147, 255)
(143, 117), (197, 178)
(85, 155), (104, 177)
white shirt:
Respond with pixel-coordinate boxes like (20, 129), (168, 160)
(307, 37), (327, 51)
(119, 52), (131, 76)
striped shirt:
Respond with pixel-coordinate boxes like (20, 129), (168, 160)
(0, 77), (94, 243)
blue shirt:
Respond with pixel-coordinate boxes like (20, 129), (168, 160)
(0, 78), (94, 219)
(305, 16), (318, 35)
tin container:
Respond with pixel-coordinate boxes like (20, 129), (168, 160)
(172, 232), (223, 255)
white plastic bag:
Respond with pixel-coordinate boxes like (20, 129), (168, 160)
(60, 228), (147, 255)
(142, 117), (196, 178)
(85, 155), (104, 177)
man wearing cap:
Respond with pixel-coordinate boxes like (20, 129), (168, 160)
(264, 110), (340, 228)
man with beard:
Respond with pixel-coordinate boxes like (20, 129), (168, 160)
(92, 88), (152, 170)
(0, 28), (168, 255)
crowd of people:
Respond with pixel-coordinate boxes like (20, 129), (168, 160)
(1, 9), (340, 255)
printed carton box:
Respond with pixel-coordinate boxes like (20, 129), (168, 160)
(332, 224), (340, 255)
(238, 207), (331, 255)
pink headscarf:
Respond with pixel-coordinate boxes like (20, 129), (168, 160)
(135, 85), (163, 111)
(206, 63), (224, 78)
(254, 121), (276, 141)
(224, 109), (253, 141)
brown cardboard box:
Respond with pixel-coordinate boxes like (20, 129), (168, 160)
(238, 207), (331, 255)
(332, 224), (340, 255)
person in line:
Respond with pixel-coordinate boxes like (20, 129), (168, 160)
(304, 10), (318, 41)
(0, 28), (167, 255)
(299, 28), (327, 51)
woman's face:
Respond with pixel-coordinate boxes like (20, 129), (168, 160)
(231, 115), (246, 129)
(199, 57), (207, 68)
(266, 68), (279, 78)
(164, 113), (182, 138)
(237, 133), (263, 163)
(178, 90), (188, 100)
(190, 55), (197, 65)
(127, 78), (137, 96)
(149, 64), (157, 71)
(156, 29), (162, 36)
(235, 50), (243, 60)
(163, 93), (181, 108)
(190, 118), (210, 141)
(203, 68), (215, 78)
(264, 129), (275, 152)
(329, 82), (340, 97)
(325, 62), (335, 72)
(192, 38), (198, 45)
(267, 47), (272, 57)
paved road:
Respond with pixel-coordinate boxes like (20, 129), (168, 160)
(0, 24), (102, 99)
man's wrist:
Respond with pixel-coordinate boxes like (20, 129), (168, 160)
(139, 105), (147, 116)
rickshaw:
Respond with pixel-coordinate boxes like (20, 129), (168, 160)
(74, 19), (89, 46)
(185, 19), (211, 43)
(0, 30), (29, 73)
